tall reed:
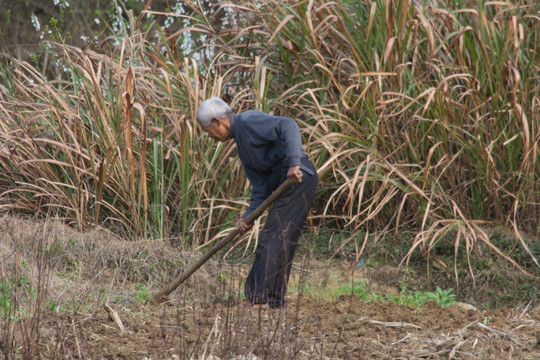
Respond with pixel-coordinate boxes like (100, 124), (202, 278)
(0, 0), (537, 273)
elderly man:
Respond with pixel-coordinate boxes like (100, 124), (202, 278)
(196, 97), (318, 309)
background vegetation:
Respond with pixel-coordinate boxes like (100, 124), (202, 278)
(0, 1), (539, 358)
(0, 0), (538, 276)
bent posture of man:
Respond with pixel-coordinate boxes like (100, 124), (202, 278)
(196, 97), (318, 309)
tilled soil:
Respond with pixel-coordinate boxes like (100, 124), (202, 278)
(30, 265), (540, 360)
(32, 294), (540, 359)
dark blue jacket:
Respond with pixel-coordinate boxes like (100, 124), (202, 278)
(229, 110), (306, 218)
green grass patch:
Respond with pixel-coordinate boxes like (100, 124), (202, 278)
(134, 283), (151, 303)
(0, 274), (35, 322)
(293, 274), (457, 309)
(388, 286), (457, 308)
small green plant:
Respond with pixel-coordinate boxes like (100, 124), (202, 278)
(482, 316), (493, 325)
(46, 299), (58, 312)
(0, 281), (15, 321)
(431, 287), (457, 307)
(392, 286), (457, 308)
(112, 295), (125, 304)
(28, 53), (39, 66)
(134, 283), (150, 303)
(0, 275), (33, 322)
(338, 283), (372, 301)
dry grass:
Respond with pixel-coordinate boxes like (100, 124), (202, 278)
(0, 0), (538, 279)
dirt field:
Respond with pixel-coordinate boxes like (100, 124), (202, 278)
(32, 263), (540, 360)
(1, 216), (539, 359)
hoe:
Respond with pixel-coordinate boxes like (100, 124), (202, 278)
(150, 165), (329, 304)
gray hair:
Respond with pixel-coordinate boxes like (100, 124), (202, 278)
(196, 97), (233, 127)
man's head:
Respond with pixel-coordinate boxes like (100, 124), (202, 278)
(196, 97), (233, 142)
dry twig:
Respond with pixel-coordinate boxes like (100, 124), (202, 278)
(357, 317), (422, 330)
(104, 304), (126, 333)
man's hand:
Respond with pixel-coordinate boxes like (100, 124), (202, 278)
(236, 218), (253, 233)
(287, 165), (303, 183)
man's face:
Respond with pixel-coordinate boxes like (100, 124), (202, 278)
(202, 119), (230, 142)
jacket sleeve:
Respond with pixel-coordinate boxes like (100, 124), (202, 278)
(276, 117), (303, 167)
(241, 165), (270, 219)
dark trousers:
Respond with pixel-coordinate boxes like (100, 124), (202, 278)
(244, 158), (318, 308)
